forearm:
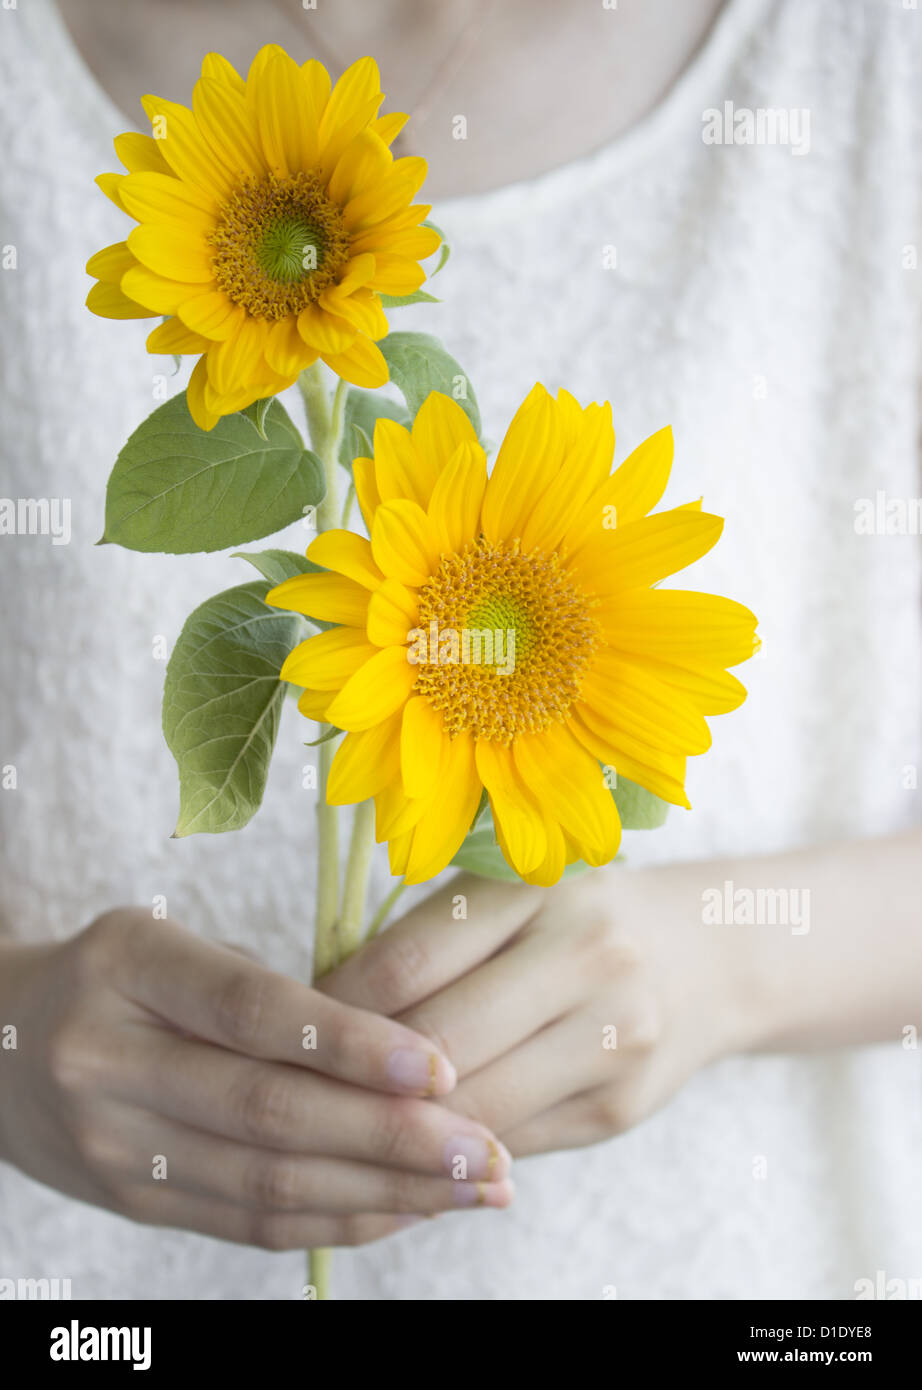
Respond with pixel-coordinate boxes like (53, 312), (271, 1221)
(623, 827), (922, 1053)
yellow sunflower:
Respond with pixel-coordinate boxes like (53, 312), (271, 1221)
(266, 386), (759, 887)
(86, 47), (440, 430)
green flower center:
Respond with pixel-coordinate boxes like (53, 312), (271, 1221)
(256, 216), (327, 284)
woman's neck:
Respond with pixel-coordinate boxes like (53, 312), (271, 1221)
(57, 0), (726, 198)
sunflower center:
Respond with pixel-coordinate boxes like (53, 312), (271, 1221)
(414, 538), (600, 743)
(209, 172), (351, 320)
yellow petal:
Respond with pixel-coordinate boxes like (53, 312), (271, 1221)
(205, 318), (270, 395)
(85, 242), (136, 284)
(520, 400), (614, 553)
(403, 731), (481, 885)
(200, 52), (246, 92)
(119, 170), (218, 228)
(568, 426), (674, 556)
(373, 111), (409, 146)
(318, 286), (388, 341)
(306, 530), (383, 589)
(600, 589), (760, 668)
(317, 57), (384, 180)
(320, 335), (389, 389)
(352, 455), (381, 530)
(127, 223), (215, 282)
(400, 697), (446, 800)
(569, 509), (724, 596)
(427, 440), (487, 553)
(367, 577), (419, 647)
(567, 711), (690, 809)
(371, 499), (440, 587)
(113, 131), (172, 175)
(95, 172), (127, 212)
(280, 627), (376, 689)
(481, 384), (565, 544)
(120, 264), (197, 314)
(146, 317), (211, 354)
(251, 51), (318, 176)
(266, 572), (370, 626)
(372, 417), (434, 508)
(325, 645), (417, 731)
(85, 280), (157, 320)
(476, 740), (547, 877)
(140, 93), (234, 201)
(193, 77), (267, 182)
(177, 290), (245, 341)
(579, 655), (712, 756)
(411, 391), (479, 479)
(297, 304), (358, 355)
(365, 253), (426, 295)
(513, 724), (621, 867)
(327, 127), (393, 206)
(265, 316), (319, 377)
(186, 356), (221, 430)
(327, 714), (402, 804)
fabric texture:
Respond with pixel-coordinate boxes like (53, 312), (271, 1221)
(0, 0), (920, 1299)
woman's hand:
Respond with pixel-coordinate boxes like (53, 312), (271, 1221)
(0, 909), (513, 1249)
(318, 868), (761, 1155)
(320, 827), (922, 1155)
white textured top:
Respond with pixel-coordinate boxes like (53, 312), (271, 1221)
(1, 0), (920, 1300)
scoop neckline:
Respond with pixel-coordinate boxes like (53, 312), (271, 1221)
(40, 0), (768, 225)
(432, 0), (771, 228)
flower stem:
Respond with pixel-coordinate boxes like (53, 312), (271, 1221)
(308, 1247), (332, 1301)
(296, 363), (349, 1300)
(365, 878), (407, 941)
(338, 800), (378, 961)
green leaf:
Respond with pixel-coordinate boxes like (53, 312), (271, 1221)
(378, 331), (481, 437)
(241, 397), (273, 440)
(163, 581), (304, 836)
(233, 547), (323, 586)
(304, 725), (343, 747)
(423, 219), (450, 277)
(379, 289), (441, 309)
(103, 393), (325, 553)
(337, 387), (409, 468)
(611, 775), (670, 830)
(450, 807), (590, 883)
(233, 548), (332, 630)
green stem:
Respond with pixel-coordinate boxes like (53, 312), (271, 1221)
(338, 800), (378, 961)
(365, 878), (407, 942)
(312, 731), (340, 977)
(308, 1247), (332, 1301)
(296, 362), (349, 1300)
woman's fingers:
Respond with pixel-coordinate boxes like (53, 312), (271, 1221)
(443, 1007), (622, 1136)
(114, 1023), (512, 1179)
(114, 1110), (514, 1216)
(316, 874), (542, 1016)
(395, 922), (597, 1076)
(110, 912), (456, 1096)
(127, 1180), (424, 1251)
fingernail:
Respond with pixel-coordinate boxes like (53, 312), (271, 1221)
(388, 1048), (455, 1095)
(453, 1180), (516, 1209)
(443, 1134), (512, 1181)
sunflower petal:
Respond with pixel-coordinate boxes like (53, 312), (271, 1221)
(325, 645), (417, 731)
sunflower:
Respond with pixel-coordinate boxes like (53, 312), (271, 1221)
(266, 386), (759, 887)
(86, 47), (439, 430)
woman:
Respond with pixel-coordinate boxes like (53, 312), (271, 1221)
(0, 0), (919, 1299)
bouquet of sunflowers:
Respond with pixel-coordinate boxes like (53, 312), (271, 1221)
(87, 46), (758, 1297)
